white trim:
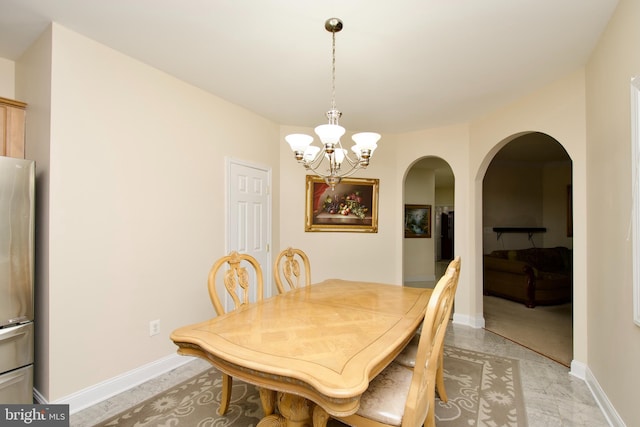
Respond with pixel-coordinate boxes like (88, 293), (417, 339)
(35, 354), (195, 414)
(584, 365), (626, 427)
(569, 359), (587, 380)
(452, 312), (485, 328)
(631, 77), (640, 327)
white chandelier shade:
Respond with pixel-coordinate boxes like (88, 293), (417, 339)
(285, 131), (380, 181)
(284, 18), (381, 189)
(314, 124), (345, 144)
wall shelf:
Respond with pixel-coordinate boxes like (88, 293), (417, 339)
(493, 227), (546, 240)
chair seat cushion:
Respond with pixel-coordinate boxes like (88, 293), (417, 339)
(356, 362), (413, 426)
(395, 333), (420, 368)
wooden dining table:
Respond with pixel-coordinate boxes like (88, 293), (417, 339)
(170, 279), (432, 427)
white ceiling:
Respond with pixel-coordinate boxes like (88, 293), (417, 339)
(0, 0), (618, 134)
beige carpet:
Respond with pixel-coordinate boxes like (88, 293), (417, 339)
(483, 295), (573, 366)
(94, 346), (527, 427)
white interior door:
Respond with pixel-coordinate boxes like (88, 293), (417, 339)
(227, 159), (272, 306)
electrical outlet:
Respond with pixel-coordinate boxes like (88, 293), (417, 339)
(149, 319), (160, 336)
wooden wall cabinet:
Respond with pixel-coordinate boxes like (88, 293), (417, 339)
(0, 96), (27, 159)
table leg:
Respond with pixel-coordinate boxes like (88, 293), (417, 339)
(258, 387), (277, 416)
(312, 405), (330, 427)
(256, 392), (314, 427)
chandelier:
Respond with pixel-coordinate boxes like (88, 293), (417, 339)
(285, 18), (381, 189)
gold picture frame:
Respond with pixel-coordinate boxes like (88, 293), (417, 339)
(305, 175), (379, 232)
(404, 204), (432, 238)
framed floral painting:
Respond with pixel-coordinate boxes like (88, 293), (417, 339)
(305, 175), (379, 232)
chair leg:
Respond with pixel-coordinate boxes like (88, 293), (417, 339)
(436, 350), (448, 402)
(425, 407), (436, 427)
(217, 373), (232, 415)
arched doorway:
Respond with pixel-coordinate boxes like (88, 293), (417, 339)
(403, 156), (455, 288)
(481, 132), (573, 366)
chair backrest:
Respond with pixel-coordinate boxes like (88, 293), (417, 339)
(402, 256), (460, 426)
(445, 256), (461, 318)
(447, 257), (461, 282)
(207, 251), (264, 315)
(274, 247), (311, 294)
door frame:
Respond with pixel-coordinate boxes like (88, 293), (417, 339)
(225, 157), (273, 297)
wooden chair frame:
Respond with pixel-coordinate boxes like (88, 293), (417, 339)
(274, 247), (311, 294)
(333, 260), (459, 427)
(396, 257), (461, 403)
(207, 250), (264, 415)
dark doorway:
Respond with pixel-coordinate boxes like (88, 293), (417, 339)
(440, 211), (454, 260)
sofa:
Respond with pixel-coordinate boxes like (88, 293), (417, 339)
(483, 246), (572, 308)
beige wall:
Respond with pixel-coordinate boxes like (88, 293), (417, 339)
(586, 0), (640, 423)
(14, 24), (281, 402)
(15, 23), (53, 402)
(483, 163), (544, 251)
(435, 186), (454, 206)
(483, 161), (572, 253)
(0, 57), (15, 98)
(542, 164), (573, 249)
(404, 167), (436, 282)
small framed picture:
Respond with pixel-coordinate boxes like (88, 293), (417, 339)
(404, 204), (432, 238)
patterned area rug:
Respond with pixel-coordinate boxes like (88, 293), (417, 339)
(434, 346), (527, 427)
(94, 346), (526, 427)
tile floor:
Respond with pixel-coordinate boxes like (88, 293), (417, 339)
(71, 323), (609, 427)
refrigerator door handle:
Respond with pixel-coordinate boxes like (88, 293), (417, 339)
(0, 327), (30, 343)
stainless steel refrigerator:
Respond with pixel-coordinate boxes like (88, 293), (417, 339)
(0, 156), (34, 403)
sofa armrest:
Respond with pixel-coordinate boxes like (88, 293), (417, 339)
(484, 256), (537, 307)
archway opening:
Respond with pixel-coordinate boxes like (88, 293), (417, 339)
(403, 156), (455, 288)
(482, 131), (573, 367)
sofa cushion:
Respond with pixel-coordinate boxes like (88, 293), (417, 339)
(519, 248), (562, 272)
(484, 246), (572, 307)
(489, 247), (570, 273)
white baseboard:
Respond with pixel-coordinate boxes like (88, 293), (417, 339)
(570, 359), (587, 380)
(582, 365), (626, 427)
(452, 312), (485, 328)
(34, 353), (195, 414)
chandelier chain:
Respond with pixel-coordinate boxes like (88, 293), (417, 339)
(331, 29), (337, 112)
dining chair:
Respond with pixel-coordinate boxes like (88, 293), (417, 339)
(273, 247), (311, 294)
(330, 263), (458, 427)
(207, 250), (264, 415)
(395, 257), (461, 403)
